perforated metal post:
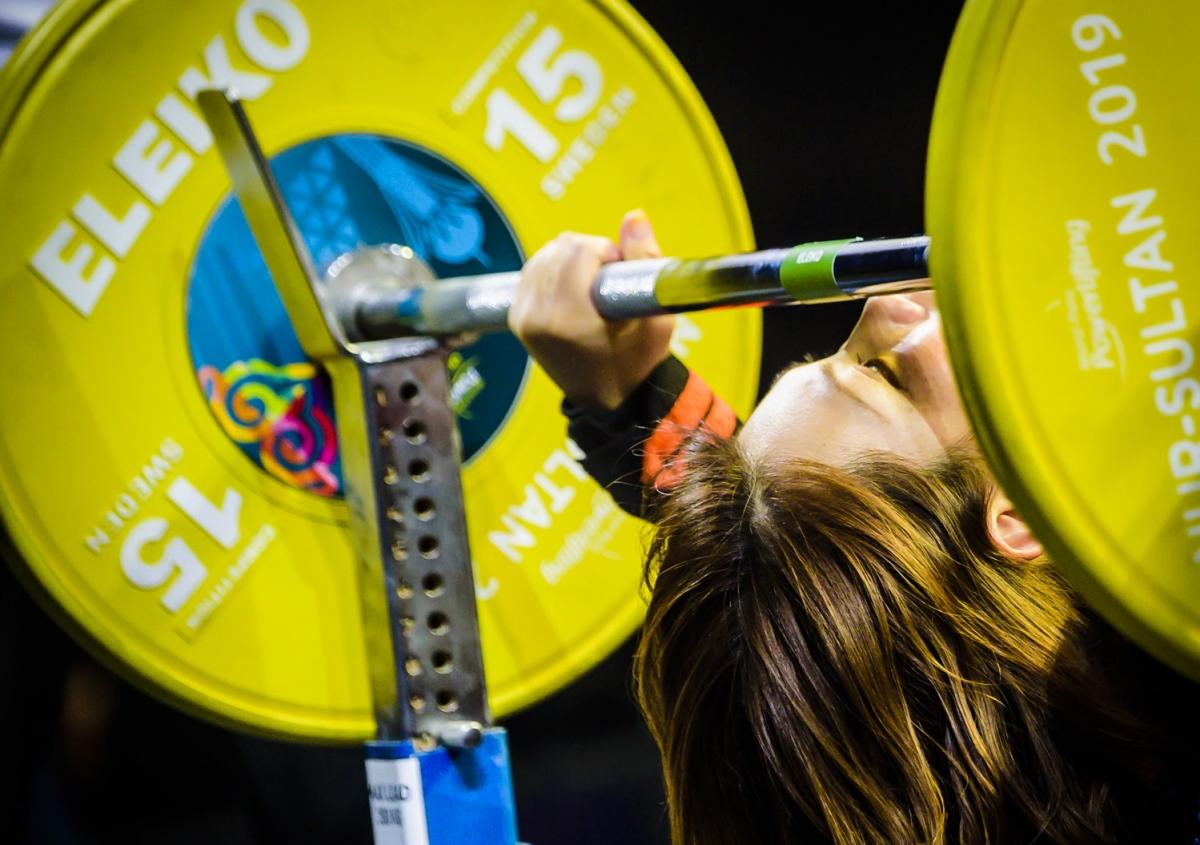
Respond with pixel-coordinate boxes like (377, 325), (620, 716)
(199, 89), (516, 845)
(342, 347), (489, 741)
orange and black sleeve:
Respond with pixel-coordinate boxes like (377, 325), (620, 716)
(563, 355), (739, 517)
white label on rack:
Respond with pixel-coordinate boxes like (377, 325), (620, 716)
(365, 757), (429, 845)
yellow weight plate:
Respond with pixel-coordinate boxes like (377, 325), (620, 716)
(0, 0), (759, 740)
(930, 0), (1200, 675)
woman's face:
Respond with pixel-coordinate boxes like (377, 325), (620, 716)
(739, 292), (973, 465)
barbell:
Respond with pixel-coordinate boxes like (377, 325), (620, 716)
(326, 234), (932, 340)
(0, 0), (1196, 748)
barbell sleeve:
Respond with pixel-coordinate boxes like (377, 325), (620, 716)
(347, 235), (932, 341)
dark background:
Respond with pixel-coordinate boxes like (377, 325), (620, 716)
(0, 1), (964, 842)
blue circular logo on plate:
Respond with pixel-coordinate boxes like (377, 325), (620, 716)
(187, 134), (528, 497)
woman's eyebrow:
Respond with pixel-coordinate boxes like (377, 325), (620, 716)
(768, 353), (821, 389)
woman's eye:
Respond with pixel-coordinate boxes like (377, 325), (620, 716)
(864, 358), (903, 390)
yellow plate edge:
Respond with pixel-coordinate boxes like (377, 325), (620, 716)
(928, 0), (1200, 679)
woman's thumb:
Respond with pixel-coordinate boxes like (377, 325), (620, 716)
(619, 209), (662, 259)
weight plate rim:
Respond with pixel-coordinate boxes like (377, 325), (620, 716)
(0, 0), (760, 739)
(0, 0), (103, 147)
(928, 0), (1200, 679)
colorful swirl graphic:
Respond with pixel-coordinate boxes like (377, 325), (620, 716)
(198, 359), (339, 496)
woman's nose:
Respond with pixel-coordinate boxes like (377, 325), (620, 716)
(865, 293), (929, 326)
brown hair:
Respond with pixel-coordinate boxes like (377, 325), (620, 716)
(635, 436), (1161, 844)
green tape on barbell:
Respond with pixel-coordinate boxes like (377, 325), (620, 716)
(779, 238), (859, 300)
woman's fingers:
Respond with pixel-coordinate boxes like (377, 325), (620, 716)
(511, 213), (658, 342)
(508, 217), (675, 410)
(509, 232), (617, 339)
(553, 232), (621, 295)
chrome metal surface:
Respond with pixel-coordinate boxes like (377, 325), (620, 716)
(345, 240), (932, 340)
(196, 89), (344, 359)
(326, 244), (438, 341)
(831, 236), (931, 293)
(839, 276), (934, 297)
(590, 259), (670, 319)
(401, 271), (517, 337)
(439, 720), (486, 749)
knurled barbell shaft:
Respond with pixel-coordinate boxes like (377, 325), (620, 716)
(347, 235), (932, 341)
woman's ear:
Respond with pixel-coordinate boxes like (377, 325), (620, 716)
(986, 492), (1043, 561)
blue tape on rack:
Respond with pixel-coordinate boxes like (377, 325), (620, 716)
(366, 728), (519, 845)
